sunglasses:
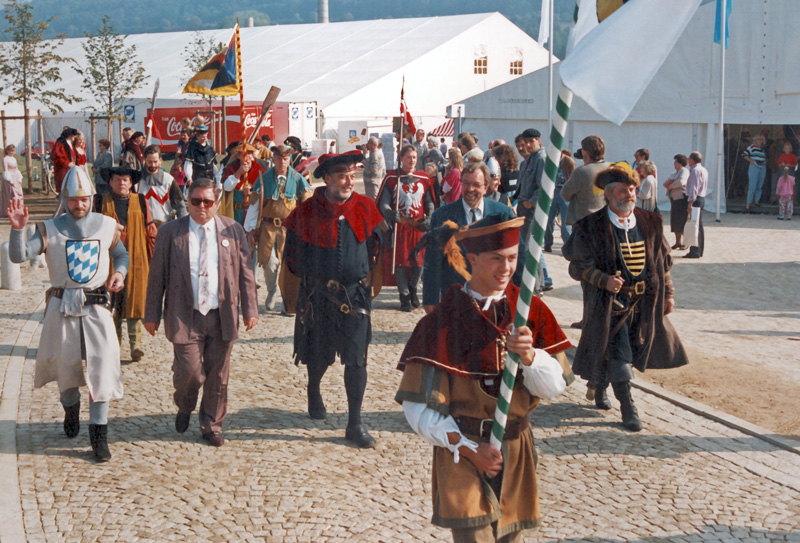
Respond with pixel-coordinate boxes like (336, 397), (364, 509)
(190, 197), (216, 208)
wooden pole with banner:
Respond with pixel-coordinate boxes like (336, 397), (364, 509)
(145, 78), (160, 147)
(235, 22), (245, 142)
(246, 86), (282, 146)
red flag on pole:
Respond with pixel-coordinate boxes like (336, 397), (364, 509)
(400, 77), (416, 136)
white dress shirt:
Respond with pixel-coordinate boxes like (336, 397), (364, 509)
(461, 198), (485, 224)
(188, 217), (220, 312)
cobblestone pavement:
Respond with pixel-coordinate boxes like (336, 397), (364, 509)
(1, 224), (799, 543)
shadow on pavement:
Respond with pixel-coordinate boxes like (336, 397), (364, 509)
(538, 525), (800, 542)
(14, 408), (415, 457)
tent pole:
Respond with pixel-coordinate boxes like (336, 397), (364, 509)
(716, 1), (726, 222)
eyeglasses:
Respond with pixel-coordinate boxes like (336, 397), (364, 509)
(190, 197), (216, 208)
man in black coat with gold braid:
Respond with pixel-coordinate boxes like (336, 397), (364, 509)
(563, 162), (688, 432)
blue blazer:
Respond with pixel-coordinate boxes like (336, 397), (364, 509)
(422, 197), (515, 306)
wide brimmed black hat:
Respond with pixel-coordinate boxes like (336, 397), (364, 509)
(313, 151), (363, 178)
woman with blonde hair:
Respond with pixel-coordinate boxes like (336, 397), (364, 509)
(636, 160), (658, 212)
(441, 147), (463, 204)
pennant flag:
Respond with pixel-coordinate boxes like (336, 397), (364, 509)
(538, 0), (552, 45)
(183, 28), (240, 96)
(560, 0), (702, 125)
(400, 78), (417, 135)
(714, 0), (732, 49)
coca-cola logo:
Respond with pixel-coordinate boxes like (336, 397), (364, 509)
(243, 113), (259, 129)
(164, 117), (182, 137)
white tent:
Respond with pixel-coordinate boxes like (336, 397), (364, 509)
(0, 12), (550, 149)
(455, 0), (798, 213)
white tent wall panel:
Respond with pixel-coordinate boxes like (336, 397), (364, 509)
(321, 13), (551, 134)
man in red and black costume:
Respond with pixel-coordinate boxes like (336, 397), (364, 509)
(396, 215), (572, 543)
(283, 151), (385, 448)
(52, 128), (79, 193)
(376, 143), (436, 311)
(220, 142), (264, 225)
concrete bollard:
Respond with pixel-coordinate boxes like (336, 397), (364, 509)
(27, 225), (46, 268)
(1, 241), (22, 291)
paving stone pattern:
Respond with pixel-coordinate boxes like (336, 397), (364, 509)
(1, 226), (799, 542)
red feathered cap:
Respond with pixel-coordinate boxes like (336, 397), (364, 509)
(455, 216), (525, 254)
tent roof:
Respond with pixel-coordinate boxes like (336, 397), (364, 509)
(2, 12), (517, 111)
(458, 0), (799, 126)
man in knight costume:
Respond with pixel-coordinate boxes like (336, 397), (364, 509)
(136, 145), (187, 228)
(7, 166), (128, 462)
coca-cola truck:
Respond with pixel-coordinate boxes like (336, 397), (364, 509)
(146, 104), (274, 154)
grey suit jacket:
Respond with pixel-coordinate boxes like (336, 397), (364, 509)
(144, 214), (258, 343)
(560, 160), (608, 225)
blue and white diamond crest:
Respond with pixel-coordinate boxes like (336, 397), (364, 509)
(66, 240), (100, 284)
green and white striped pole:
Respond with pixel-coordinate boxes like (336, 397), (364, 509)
(489, 85), (573, 451)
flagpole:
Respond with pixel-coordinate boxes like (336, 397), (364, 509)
(547, 0), (554, 131)
(715, 1), (726, 222)
(489, 84), (573, 452)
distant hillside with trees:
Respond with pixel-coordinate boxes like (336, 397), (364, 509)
(26, 0), (576, 58)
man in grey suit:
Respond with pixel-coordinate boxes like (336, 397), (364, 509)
(144, 177), (258, 447)
(422, 162), (515, 313)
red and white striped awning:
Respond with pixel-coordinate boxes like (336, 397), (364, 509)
(429, 119), (454, 138)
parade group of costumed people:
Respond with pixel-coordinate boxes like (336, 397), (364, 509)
(4, 129), (690, 541)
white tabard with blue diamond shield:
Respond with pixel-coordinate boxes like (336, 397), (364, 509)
(34, 215), (124, 402)
(66, 240), (100, 283)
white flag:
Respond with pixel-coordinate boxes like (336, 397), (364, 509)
(538, 0), (552, 45)
(560, 0), (702, 125)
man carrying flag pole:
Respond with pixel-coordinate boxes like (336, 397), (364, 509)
(393, 4), (702, 538)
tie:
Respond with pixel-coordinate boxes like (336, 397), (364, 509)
(470, 208), (477, 224)
(198, 225), (211, 315)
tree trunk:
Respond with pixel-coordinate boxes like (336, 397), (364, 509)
(23, 108), (33, 194)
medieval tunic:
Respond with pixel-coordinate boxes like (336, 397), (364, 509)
(284, 187), (383, 368)
(137, 170), (187, 225)
(395, 284), (571, 537)
(220, 159), (265, 224)
(96, 193), (154, 320)
(562, 207), (688, 384)
(184, 140), (217, 181)
(376, 170), (436, 267)
(249, 166), (311, 266)
(35, 215), (124, 402)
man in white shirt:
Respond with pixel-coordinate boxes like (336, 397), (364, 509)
(685, 151), (709, 259)
(144, 177), (258, 447)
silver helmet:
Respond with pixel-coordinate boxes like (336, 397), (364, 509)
(61, 166), (96, 199)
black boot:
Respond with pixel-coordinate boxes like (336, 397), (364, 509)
(63, 403), (80, 438)
(88, 424), (112, 462)
(307, 388), (327, 420)
(307, 363), (327, 420)
(408, 287), (421, 309)
(399, 293), (412, 312)
(594, 386), (612, 410)
(611, 381), (642, 432)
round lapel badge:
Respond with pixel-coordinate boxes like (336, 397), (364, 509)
(221, 239), (230, 248)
